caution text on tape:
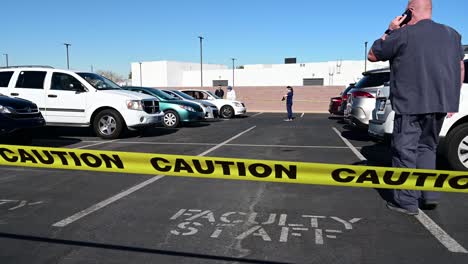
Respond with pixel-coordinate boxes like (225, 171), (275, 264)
(0, 145), (467, 193)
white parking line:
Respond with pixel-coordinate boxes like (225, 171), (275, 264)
(75, 140), (119, 149)
(227, 144), (352, 149)
(32, 139), (355, 150)
(415, 210), (468, 253)
(251, 112), (264, 118)
(332, 127), (367, 161)
(301, 113), (305, 118)
(52, 126), (257, 227)
(332, 127), (468, 254)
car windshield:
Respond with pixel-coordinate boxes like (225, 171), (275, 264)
(150, 89), (178, 100)
(354, 72), (389, 89)
(206, 91), (221, 99)
(77, 73), (121, 90)
(169, 90), (196, 100)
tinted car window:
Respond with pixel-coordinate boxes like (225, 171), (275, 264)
(169, 90), (197, 100)
(0, 71), (13, 88)
(51, 72), (84, 91)
(183, 91), (196, 98)
(15, 71), (47, 89)
(355, 72), (389, 88)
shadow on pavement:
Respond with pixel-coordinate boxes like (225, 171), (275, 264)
(134, 127), (179, 138)
(0, 232), (290, 264)
(340, 129), (373, 142)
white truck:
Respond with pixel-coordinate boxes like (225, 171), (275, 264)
(0, 66), (164, 139)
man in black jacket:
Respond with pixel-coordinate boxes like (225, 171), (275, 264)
(368, 0), (465, 215)
(215, 86), (224, 98)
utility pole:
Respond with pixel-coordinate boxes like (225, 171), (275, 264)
(139, 62), (143, 86)
(231, 58), (236, 88)
(364, 41), (368, 72)
(90, 65), (94, 73)
(2, 53), (8, 67)
(198, 36), (204, 87)
(64, 43), (71, 69)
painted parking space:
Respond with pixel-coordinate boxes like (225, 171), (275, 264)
(0, 113), (467, 264)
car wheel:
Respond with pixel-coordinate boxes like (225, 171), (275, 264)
(220, 105), (234, 119)
(444, 123), (468, 171)
(163, 110), (180, 128)
(93, 109), (125, 139)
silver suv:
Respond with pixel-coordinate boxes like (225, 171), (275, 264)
(345, 68), (390, 129)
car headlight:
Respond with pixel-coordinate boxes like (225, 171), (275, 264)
(0, 105), (12, 114)
(179, 105), (196, 112)
(126, 100), (144, 111)
(233, 102), (242, 107)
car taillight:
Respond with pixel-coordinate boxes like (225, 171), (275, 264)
(352, 91), (375, 98)
(343, 94), (349, 100)
(332, 98), (342, 102)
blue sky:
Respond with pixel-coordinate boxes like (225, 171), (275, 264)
(2, 0), (467, 76)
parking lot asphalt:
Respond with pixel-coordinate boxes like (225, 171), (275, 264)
(0, 113), (467, 264)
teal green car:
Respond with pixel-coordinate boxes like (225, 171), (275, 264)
(122, 86), (205, 128)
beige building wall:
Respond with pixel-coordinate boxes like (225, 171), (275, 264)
(168, 86), (345, 113)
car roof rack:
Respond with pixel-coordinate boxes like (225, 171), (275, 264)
(0, 65), (54, 69)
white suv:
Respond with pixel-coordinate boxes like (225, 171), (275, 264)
(369, 60), (468, 170)
(0, 66), (164, 139)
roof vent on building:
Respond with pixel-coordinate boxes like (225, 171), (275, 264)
(285, 58), (297, 64)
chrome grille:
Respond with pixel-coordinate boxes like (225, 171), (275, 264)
(142, 100), (160, 114)
(15, 106), (39, 114)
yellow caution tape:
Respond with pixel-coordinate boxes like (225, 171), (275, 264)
(0, 144), (467, 193)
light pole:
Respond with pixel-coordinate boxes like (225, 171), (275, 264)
(139, 62), (143, 86)
(231, 58), (236, 88)
(64, 43), (71, 69)
(2, 53), (8, 67)
(198, 36), (204, 87)
(364, 41), (368, 72)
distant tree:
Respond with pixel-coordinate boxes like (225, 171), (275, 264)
(96, 70), (125, 83)
(236, 65), (244, 69)
(128, 71), (132, 79)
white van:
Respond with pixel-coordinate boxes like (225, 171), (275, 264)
(0, 66), (164, 139)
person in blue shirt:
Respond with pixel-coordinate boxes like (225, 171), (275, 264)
(282, 86), (294, 121)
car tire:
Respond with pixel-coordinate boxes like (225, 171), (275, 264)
(163, 110), (180, 128)
(93, 109), (125, 139)
(11, 129), (33, 145)
(444, 123), (468, 171)
(220, 105), (234, 119)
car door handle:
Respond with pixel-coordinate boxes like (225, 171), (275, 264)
(48, 94), (58, 98)
(10, 93), (19, 96)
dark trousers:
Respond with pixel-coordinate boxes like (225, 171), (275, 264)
(391, 113), (446, 211)
(287, 104), (293, 119)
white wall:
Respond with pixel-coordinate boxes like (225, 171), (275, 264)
(183, 60), (388, 87)
(131, 61), (227, 87)
(132, 60), (389, 87)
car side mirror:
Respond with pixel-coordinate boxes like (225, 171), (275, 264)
(74, 84), (87, 93)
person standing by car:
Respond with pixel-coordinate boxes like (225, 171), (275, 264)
(226, 86), (236, 101)
(368, 0), (465, 215)
(215, 85), (224, 98)
(282, 86), (294, 121)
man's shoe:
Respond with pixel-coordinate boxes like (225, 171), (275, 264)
(386, 202), (419, 216)
(421, 201), (439, 210)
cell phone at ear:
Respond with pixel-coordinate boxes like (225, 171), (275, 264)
(400, 9), (412, 26)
